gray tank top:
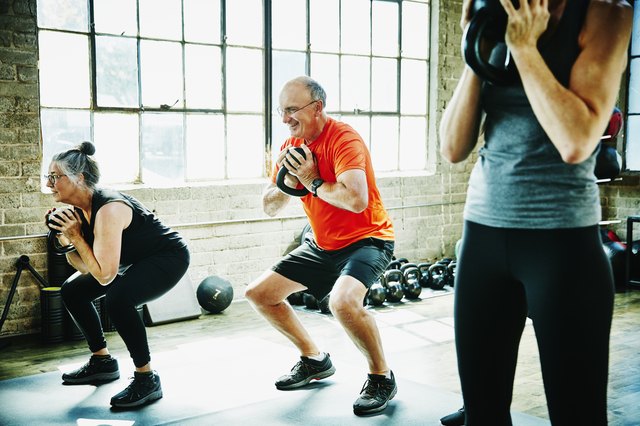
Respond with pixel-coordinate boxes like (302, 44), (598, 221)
(464, 1), (599, 229)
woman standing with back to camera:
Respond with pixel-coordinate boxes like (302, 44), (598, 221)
(439, 0), (632, 425)
(45, 141), (190, 408)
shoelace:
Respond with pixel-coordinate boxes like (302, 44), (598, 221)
(360, 377), (393, 399)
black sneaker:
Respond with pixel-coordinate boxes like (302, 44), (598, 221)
(353, 370), (397, 416)
(110, 371), (163, 408)
(275, 353), (336, 390)
(62, 355), (120, 384)
(440, 406), (465, 426)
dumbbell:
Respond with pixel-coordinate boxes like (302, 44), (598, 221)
(400, 263), (422, 300)
(428, 263), (448, 290)
(367, 278), (387, 307)
(383, 269), (404, 302)
(417, 263), (433, 288)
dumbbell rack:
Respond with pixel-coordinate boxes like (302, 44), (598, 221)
(626, 216), (640, 287)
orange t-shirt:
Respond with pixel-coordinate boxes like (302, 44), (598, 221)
(271, 117), (394, 251)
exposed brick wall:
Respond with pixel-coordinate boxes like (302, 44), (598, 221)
(2, 0), (636, 338)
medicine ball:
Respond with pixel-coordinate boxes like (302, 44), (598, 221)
(196, 276), (234, 314)
(594, 144), (622, 180)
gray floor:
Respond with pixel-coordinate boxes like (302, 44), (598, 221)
(0, 287), (638, 425)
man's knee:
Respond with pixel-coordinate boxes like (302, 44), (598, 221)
(245, 271), (298, 306)
(329, 278), (367, 317)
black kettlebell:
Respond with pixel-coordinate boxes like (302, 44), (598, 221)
(417, 263), (433, 288)
(276, 146), (310, 197)
(462, 0), (520, 86)
(400, 264), (422, 300)
(383, 269), (405, 303)
(428, 263), (448, 290)
(46, 211), (76, 254)
(367, 279), (387, 307)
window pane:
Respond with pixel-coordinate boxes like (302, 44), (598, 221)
(141, 113), (184, 184)
(140, 40), (183, 109)
(226, 48), (263, 112)
(226, 0), (263, 47)
(186, 114), (225, 180)
(94, 112), (140, 184)
(272, 50), (306, 105)
(227, 115), (264, 179)
(342, 115), (370, 150)
(40, 109), (91, 186)
(370, 116), (399, 171)
(400, 116), (426, 170)
(629, 58), (640, 114)
(310, 54), (339, 111)
(38, 31), (90, 108)
(139, 0), (182, 41)
(310, 0), (339, 53)
(37, 0), (88, 32)
(272, 0), (307, 50)
(94, 0), (137, 36)
(401, 59), (428, 114)
(341, 56), (370, 112)
(402, 1), (430, 59)
(372, 1), (398, 57)
(185, 44), (223, 109)
(626, 115), (640, 170)
(184, 0), (221, 44)
(371, 58), (397, 112)
(96, 36), (139, 108)
(632, 6), (640, 56)
(341, 0), (370, 55)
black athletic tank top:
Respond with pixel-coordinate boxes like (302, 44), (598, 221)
(76, 188), (187, 267)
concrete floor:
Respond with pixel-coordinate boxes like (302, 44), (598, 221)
(0, 286), (638, 425)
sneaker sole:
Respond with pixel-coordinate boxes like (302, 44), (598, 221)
(110, 389), (163, 408)
(275, 365), (336, 390)
(353, 385), (398, 416)
(62, 371), (120, 384)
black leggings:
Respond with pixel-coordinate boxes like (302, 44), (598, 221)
(61, 248), (189, 368)
(455, 221), (614, 426)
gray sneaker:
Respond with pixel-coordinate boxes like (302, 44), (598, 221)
(62, 355), (120, 384)
(353, 370), (397, 416)
(275, 353), (336, 390)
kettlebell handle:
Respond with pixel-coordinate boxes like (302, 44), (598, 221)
(462, 1), (519, 86)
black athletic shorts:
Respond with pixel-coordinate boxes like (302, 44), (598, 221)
(272, 234), (394, 300)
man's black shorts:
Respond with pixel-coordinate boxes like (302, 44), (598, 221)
(272, 235), (394, 300)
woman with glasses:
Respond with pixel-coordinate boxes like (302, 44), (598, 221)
(45, 141), (190, 409)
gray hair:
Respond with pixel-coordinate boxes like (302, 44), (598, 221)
(294, 76), (327, 108)
(51, 141), (100, 189)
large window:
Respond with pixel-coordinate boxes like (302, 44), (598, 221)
(627, 5), (640, 171)
(37, 0), (431, 187)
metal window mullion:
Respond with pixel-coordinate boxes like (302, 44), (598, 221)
(88, 0), (97, 110)
(265, 0), (273, 177)
(221, 0), (229, 179)
(136, 0), (143, 184)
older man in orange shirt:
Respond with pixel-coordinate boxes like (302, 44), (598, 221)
(245, 76), (396, 416)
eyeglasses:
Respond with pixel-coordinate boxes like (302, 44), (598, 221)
(277, 100), (319, 117)
(44, 174), (66, 185)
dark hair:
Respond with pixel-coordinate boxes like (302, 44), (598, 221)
(51, 141), (100, 189)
